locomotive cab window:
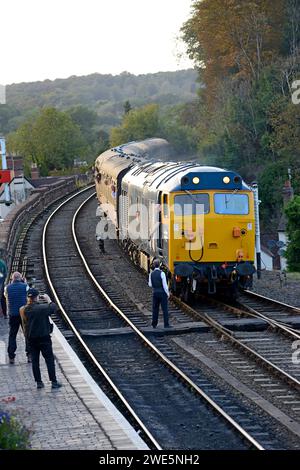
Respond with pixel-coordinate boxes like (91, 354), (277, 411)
(214, 193), (249, 215)
(174, 193), (209, 216)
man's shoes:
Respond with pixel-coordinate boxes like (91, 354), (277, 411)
(164, 325), (173, 329)
(36, 381), (44, 389)
(27, 354), (32, 363)
(9, 357), (15, 364)
(51, 381), (62, 389)
(152, 324), (157, 329)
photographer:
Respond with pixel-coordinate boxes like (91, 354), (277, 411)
(20, 288), (62, 390)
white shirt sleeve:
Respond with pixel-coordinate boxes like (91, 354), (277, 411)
(161, 271), (169, 296)
(148, 272), (152, 287)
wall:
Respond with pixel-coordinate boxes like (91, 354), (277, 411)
(0, 176), (89, 275)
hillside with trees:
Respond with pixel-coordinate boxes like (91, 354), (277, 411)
(180, 0), (300, 237)
(3, 1), (300, 271)
(1, 69), (198, 134)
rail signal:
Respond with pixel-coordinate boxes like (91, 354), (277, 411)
(0, 169), (11, 184)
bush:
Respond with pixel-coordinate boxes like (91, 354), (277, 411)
(0, 410), (31, 450)
(285, 196), (300, 272)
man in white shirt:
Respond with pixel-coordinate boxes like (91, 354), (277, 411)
(148, 259), (171, 328)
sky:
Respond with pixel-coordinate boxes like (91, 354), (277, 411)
(1, 0), (194, 85)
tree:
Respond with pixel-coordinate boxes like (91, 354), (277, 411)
(123, 101), (132, 115)
(285, 196), (300, 271)
(182, 0), (285, 100)
(67, 106), (98, 145)
(110, 104), (160, 147)
(7, 108), (86, 175)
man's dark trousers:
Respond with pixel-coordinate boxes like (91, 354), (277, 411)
(29, 336), (56, 383)
(152, 292), (169, 328)
(8, 316), (30, 359)
(0, 283), (6, 317)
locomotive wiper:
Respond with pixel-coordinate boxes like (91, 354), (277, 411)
(224, 189), (238, 207)
(183, 189), (200, 204)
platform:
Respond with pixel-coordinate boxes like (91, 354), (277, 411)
(0, 315), (148, 450)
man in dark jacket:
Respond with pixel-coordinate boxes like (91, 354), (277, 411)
(148, 259), (172, 329)
(6, 271), (30, 364)
(20, 288), (62, 390)
(0, 255), (7, 317)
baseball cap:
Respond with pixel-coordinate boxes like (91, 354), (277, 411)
(27, 287), (39, 298)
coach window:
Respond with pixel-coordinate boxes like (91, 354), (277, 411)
(163, 194), (168, 218)
(214, 193), (249, 214)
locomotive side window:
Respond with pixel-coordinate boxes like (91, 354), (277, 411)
(214, 193), (249, 215)
(163, 194), (168, 218)
(174, 194), (209, 216)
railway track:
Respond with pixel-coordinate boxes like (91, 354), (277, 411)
(186, 293), (300, 390)
(238, 290), (300, 327)
(12, 187), (300, 449)
(41, 189), (272, 450)
(71, 194), (300, 448)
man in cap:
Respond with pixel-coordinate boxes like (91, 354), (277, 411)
(20, 288), (62, 390)
(6, 271), (30, 364)
(148, 259), (172, 329)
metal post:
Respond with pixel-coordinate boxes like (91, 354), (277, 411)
(0, 137), (10, 203)
(252, 182), (261, 279)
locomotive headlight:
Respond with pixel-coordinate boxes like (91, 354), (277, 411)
(192, 177), (200, 185)
(223, 176), (230, 184)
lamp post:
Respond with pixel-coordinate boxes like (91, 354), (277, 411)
(252, 182), (261, 279)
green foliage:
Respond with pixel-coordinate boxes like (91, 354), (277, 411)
(285, 196), (300, 271)
(109, 103), (198, 156)
(181, 0), (300, 231)
(123, 100), (132, 115)
(5, 70), (198, 120)
(0, 411), (31, 450)
(159, 105), (198, 155)
(258, 162), (287, 224)
(7, 107), (87, 175)
(110, 104), (160, 147)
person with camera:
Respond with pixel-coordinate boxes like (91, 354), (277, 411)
(20, 288), (62, 390)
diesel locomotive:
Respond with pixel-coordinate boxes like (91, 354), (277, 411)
(94, 138), (256, 299)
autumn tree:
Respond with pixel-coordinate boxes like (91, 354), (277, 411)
(181, 0), (300, 230)
(182, 0), (285, 100)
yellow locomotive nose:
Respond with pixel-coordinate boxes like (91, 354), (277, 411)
(232, 227), (241, 238)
